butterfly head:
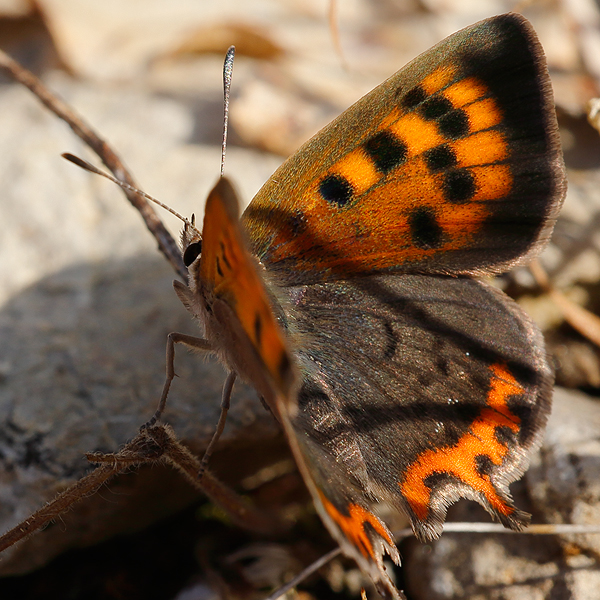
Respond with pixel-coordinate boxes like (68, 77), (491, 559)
(180, 215), (203, 269)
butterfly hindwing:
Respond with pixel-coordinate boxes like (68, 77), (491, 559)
(286, 272), (552, 546)
(242, 13), (565, 286)
(189, 183), (406, 598)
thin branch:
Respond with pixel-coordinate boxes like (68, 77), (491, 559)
(530, 259), (600, 348)
(147, 425), (284, 535)
(0, 49), (186, 280)
(0, 425), (283, 554)
(442, 522), (600, 534)
(0, 462), (117, 553)
(263, 547), (342, 600)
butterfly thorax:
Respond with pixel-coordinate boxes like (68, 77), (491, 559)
(173, 254), (269, 405)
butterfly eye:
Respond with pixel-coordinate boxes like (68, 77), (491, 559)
(183, 241), (202, 267)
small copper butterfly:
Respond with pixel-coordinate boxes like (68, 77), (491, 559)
(168, 13), (566, 599)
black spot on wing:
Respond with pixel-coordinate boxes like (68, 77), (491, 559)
(421, 96), (452, 120)
(219, 241), (231, 269)
(424, 145), (457, 173)
(319, 174), (354, 207)
(443, 169), (477, 203)
(423, 471), (457, 491)
(495, 425), (517, 447)
(419, 96), (469, 139)
(475, 454), (494, 477)
(364, 131), (407, 174)
(439, 109), (470, 138)
(409, 207), (443, 249)
(254, 314), (262, 346)
(507, 402), (538, 447)
(401, 85), (427, 109)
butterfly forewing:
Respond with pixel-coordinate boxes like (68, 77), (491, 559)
(197, 178), (295, 400)
(242, 13), (565, 286)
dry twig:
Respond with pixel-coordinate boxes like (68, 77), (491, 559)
(0, 48), (185, 279)
(0, 424), (281, 554)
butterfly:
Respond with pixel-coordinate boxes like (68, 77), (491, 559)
(170, 13), (565, 600)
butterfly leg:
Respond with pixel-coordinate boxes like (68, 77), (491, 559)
(198, 371), (236, 479)
(142, 332), (215, 429)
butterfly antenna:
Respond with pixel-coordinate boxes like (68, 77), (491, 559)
(61, 153), (202, 236)
(221, 45), (235, 178)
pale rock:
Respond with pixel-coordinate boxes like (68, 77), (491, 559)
(0, 70), (283, 574)
(527, 387), (600, 556)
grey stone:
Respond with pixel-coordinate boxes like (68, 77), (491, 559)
(0, 73), (284, 574)
(527, 387), (600, 556)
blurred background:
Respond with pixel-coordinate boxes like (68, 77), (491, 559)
(0, 0), (599, 599)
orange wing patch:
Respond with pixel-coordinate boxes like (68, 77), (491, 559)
(454, 130), (508, 165)
(330, 150), (381, 198)
(399, 363), (523, 521)
(200, 179), (293, 396)
(389, 113), (444, 156)
(245, 71), (514, 280)
(319, 492), (394, 559)
(444, 77), (487, 107)
(421, 66), (457, 95)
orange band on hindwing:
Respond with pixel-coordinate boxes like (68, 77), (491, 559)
(319, 493), (393, 559)
(399, 363), (524, 520)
